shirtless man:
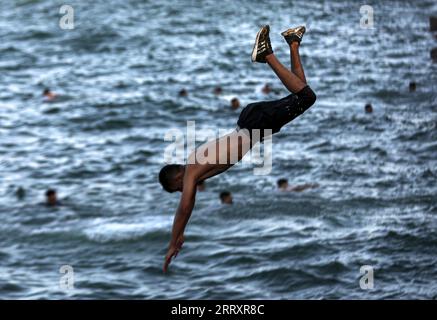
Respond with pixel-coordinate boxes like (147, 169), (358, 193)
(159, 25), (317, 272)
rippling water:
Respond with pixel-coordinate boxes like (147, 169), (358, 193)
(0, 0), (436, 299)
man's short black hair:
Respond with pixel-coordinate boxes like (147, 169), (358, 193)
(159, 164), (183, 193)
(43, 88), (50, 95)
(46, 189), (56, 197)
(409, 82), (417, 91)
(277, 179), (288, 187)
(219, 191), (231, 200)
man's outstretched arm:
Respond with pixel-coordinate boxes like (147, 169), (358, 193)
(163, 173), (197, 272)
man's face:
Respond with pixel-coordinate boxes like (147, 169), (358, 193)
(222, 195), (233, 204)
(231, 99), (240, 110)
(279, 182), (289, 190)
(47, 193), (57, 205)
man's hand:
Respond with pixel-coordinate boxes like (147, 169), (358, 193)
(163, 235), (185, 273)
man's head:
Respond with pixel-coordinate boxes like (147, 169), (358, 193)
(364, 103), (373, 114)
(159, 164), (185, 193)
(45, 189), (57, 206)
(178, 88), (188, 97)
(230, 97), (240, 110)
(16, 186), (26, 199)
(214, 86), (223, 95)
(409, 81), (417, 92)
(43, 88), (50, 96)
(277, 178), (289, 190)
(262, 83), (271, 94)
(219, 191), (233, 204)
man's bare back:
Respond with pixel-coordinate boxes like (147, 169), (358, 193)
(187, 129), (252, 182)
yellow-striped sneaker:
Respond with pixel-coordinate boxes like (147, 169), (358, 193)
(281, 26), (306, 45)
(251, 25), (273, 63)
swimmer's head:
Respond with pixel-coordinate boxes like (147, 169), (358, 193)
(214, 86), (223, 95)
(45, 189), (57, 206)
(159, 164), (185, 193)
(262, 83), (271, 94)
(178, 89), (188, 97)
(43, 88), (51, 96)
(43, 88), (56, 101)
(277, 178), (289, 190)
(16, 187), (26, 199)
(220, 191), (233, 204)
(230, 98), (240, 110)
(409, 81), (417, 92)
(365, 103), (373, 114)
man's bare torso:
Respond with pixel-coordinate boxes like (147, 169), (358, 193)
(186, 129), (253, 183)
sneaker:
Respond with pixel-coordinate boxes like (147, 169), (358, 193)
(251, 25), (273, 63)
(281, 26), (306, 45)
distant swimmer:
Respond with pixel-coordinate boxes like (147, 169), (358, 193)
(409, 81), (417, 93)
(365, 103), (373, 114)
(178, 88), (188, 97)
(214, 86), (223, 95)
(159, 25), (317, 272)
(277, 178), (318, 192)
(16, 186), (26, 199)
(45, 189), (61, 207)
(262, 83), (272, 94)
(219, 191), (233, 204)
(230, 97), (240, 110)
(43, 88), (57, 102)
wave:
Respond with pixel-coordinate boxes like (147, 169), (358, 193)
(83, 217), (172, 243)
(24, 215), (172, 244)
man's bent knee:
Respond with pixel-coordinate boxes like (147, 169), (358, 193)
(296, 86), (316, 109)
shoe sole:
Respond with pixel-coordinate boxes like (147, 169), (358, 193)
(251, 26), (265, 62)
(281, 27), (306, 38)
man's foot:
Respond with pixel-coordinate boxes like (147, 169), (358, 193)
(281, 26), (306, 45)
(251, 25), (273, 63)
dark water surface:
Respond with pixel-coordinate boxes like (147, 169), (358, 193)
(0, 0), (436, 299)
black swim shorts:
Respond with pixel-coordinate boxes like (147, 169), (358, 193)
(236, 85), (316, 140)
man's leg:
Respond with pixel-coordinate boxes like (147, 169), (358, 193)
(265, 53), (306, 94)
(250, 25), (316, 115)
(251, 25), (307, 94)
(289, 42), (306, 84)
